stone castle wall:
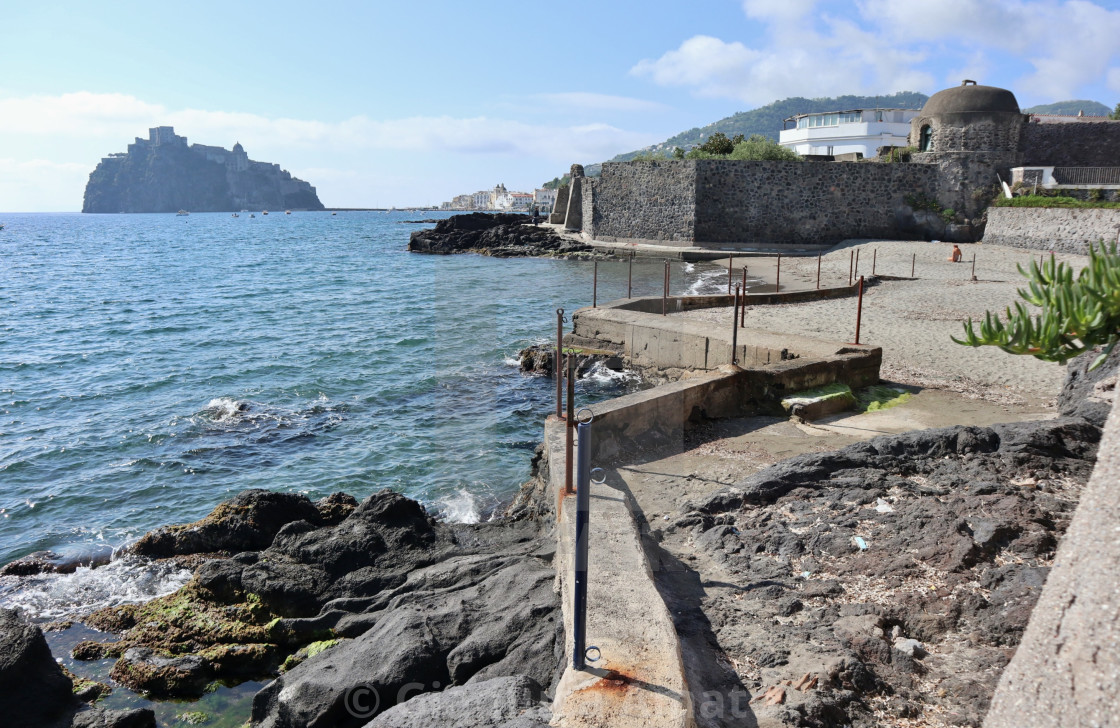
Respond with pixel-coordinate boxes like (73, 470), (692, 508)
(586, 160), (942, 246)
(983, 207), (1120, 254)
(693, 160), (941, 245)
(588, 161), (697, 244)
(1021, 122), (1120, 167)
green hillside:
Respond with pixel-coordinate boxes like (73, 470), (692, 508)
(608, 91), (929, 162)
(1023, 99), (1110, 116)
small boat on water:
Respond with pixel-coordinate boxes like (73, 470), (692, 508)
(232, 213), (239, 218)
(285, 210), (291, 215)
(331, 212), (337, 216)
(262, 210), (269, 216)
(250, 214), (256, 218)
(176, 210), (189, 216)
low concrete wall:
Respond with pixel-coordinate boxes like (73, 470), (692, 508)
(611, 283), (861, 315)
(571, 287), (879, 377)
(579, 356), (878, 464)
(983, 206), (1120, 254)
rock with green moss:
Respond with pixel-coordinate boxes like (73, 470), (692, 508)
(63, 666), (113, 702)
(279, 638), (341, 672)
(175, 711), (212, 725)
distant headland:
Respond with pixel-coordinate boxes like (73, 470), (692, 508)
(82, 126), (324, 213)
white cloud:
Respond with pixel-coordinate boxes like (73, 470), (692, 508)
(529, 92), (668, 113)
(858, 0), (1120, 99)
(0, 158), (90, 211)
(631, 26), (932, 106)
(0, 92), (655, 164)
(1107, 67), (1120, 95)
(633, 0), (1120, 105)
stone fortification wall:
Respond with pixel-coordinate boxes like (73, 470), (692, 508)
(548, 184), (569, 224)
(1021, 121), (1120, 167)
(983, 206), (1120, 254)
(913, 150), (1020, 220)
(587, 160), (947, 247)
(587, 161), (697, 244)
(913, 113), (1024, 153)
(692, 161), (942, 245)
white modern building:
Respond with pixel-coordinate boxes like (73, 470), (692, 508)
(779, 108), (921, 158)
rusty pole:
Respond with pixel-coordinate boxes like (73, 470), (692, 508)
(564, 353), (575, 495)
(592, 261), (598, 308)
(872, 248), (877, 276)
(854, 249), (860, 278)
(816, 253), (822, 289)
(662, 260), (669, 316)
(911, 253), (916, 278)
(732, 284), (740, 365)
(573, 416), (592, 670)
(628, 252), (633, 298)
(776, 254), (781, 291)
(555, 308), (564, 419)
(971, 254), (976, 281)
(854, 276), (865, 345)
(848, 249), (854, 285)
(727, 254), (734, 294)
(740, 269), (748, 327)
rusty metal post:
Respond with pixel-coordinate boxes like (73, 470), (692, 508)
(911, 253), (916, 278)
(740, 268), (747, 327)
(854, 276), (865, 345)
(555, 308), (564, 419)
(816, 253), (821, 289)
(727, 254), (733, 294)
(731, 284), (740, 365)
(564, 354), (575, 495)
(872, 248), (877, 276)
(776, 254), (781, 291)
(971, 253), (976, 281)
(740, 287), (746, 328)
(849, 249), (854, 285)
(662, 260), (669, 316)
(592, 261), (598, 308)
(572, 413), (595, 670)
(854, 249), (860, 278)
(628, 252), (633, 298)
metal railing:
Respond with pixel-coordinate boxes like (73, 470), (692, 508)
(1051, 167), (1120, 186)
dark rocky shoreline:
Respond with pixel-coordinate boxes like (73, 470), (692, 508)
(1, 350), (1114, 727)
(1, 485), (561, 728)
(406, 212), (608, 259)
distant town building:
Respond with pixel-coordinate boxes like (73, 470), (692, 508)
(438, 183), (536, 211)
(533, 188), (557, 213)
(779, 108), (920, 158)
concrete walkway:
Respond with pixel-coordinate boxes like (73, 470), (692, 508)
(545, 414), (694, 728)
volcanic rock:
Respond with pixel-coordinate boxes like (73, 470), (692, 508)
(407, 213), (595, 258)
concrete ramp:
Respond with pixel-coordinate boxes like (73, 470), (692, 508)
(545, 417), (693, 728)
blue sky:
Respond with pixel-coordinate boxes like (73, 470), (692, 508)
(3, 0), (1120, 210)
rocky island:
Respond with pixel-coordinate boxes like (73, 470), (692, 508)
(82, 127), (324, 213)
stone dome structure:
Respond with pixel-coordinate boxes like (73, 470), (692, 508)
(921, 82), (1020, 116)
(910, 81), (1025, 154)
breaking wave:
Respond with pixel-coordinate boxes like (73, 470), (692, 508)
(0, 557), (192, 620)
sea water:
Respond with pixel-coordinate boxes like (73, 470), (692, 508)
(0, 211), (733, 614)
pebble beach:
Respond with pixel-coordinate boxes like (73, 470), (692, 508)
(676, 239), (1087, 405)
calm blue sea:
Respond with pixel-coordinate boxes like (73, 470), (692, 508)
(0, 211), (729, 577)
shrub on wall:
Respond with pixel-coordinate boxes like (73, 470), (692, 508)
(992, 195), (1120, 209)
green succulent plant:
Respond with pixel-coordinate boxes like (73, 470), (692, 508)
(953, 241), (1120, 370)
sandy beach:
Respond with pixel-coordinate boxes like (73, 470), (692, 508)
(678, 239), (1088, 406)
